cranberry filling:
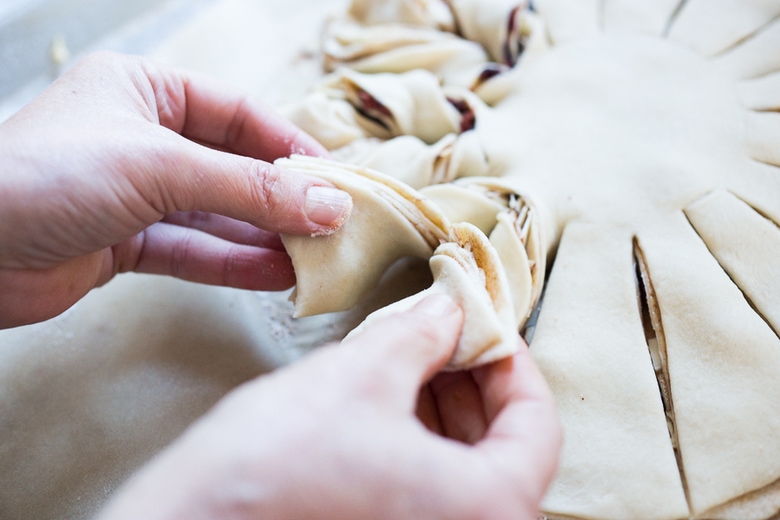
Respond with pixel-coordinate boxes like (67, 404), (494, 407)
(357, 90), (393, 119)
(503, 6), (524, 66)
(447, 97), (476, 132)
(473, 63), (507, 89)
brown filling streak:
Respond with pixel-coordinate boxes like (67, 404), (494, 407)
(633, 238), (693, 513)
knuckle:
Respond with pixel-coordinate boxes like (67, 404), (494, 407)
(248, 161), (284, 216)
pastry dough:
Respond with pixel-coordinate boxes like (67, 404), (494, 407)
(668, 0), (780, 57)
(738, 71), (780, 111)
(684, 190), (780, 336)
(345, 134), (458, 188)
(348, 0), (455, 31)
(635, 212), (780, 517)
(323, 19), (489, 88)
(533, 222), (688, 520)
(288, 1), (780, 517)
(324, 19), (453, 65)
(277, 155), (450, 317)
(714, 17), (780, 80)
(346, 222), (519, 370)
(324, 68), (462, 143)
(427, 177), (545, 326)
(533, 0), (600, 44)
(601, 0), (681, 36)
(448, 0), (548, 66)
(280, 91), (366, 150)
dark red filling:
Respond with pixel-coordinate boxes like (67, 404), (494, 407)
(447, 97), (476, 132)
(357, 90), (393, 120)
(476, 64), (505, 86)
(503, 6), (525, 67)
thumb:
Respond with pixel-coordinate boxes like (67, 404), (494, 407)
(341, 295), (464, 408)
(145, 137), (352, 236)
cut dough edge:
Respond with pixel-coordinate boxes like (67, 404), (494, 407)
(601, 0), (682, 37)
(668, 0), (780, 58)
(738, 71), (780, 111)
(714, 15), (780, 79)
(533, 221), (689, 520)
(745, 110), (780, 167)
(730, 159), (780, 227)
(684, 189), (780, 338)
(532, 0), (601, 44)
(634, 210), (780, 517)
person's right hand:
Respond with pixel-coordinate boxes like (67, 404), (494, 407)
(96, 294), (562, 520)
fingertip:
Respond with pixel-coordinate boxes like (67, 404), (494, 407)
(304, 185), (353, 236)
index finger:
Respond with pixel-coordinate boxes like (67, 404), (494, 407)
(144, 61), (328, 160)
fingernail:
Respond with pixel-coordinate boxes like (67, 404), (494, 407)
(418, 294), (459, 317)
(305, 186), (352, 231)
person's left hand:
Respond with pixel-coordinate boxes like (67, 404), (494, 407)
(0, 52), (353, 328)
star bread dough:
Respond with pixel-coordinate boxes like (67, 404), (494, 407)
(286, 0), (780, 518)
(6, 0), (779, 518)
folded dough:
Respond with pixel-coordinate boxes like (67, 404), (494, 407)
(323, 19), (489, 88)
(346, 222), (519, 370)
(280, 91), (366, 150)
(348, 133), (458, 189)
(278, 155), (450, 317)
(348, 0), (455, 31)
(323, 68), (463, 143)
(422, 178), (546, 328)
(449, 0), (548, 66)
(324, 19), (454, 65)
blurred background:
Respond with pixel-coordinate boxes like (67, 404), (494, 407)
(0, 0), (346, 120)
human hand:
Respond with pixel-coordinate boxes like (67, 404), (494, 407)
(96, 295), (562, 520)
(0, 52), (352, 328)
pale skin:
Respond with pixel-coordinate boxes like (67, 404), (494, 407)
(0, 52), (562, 520)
